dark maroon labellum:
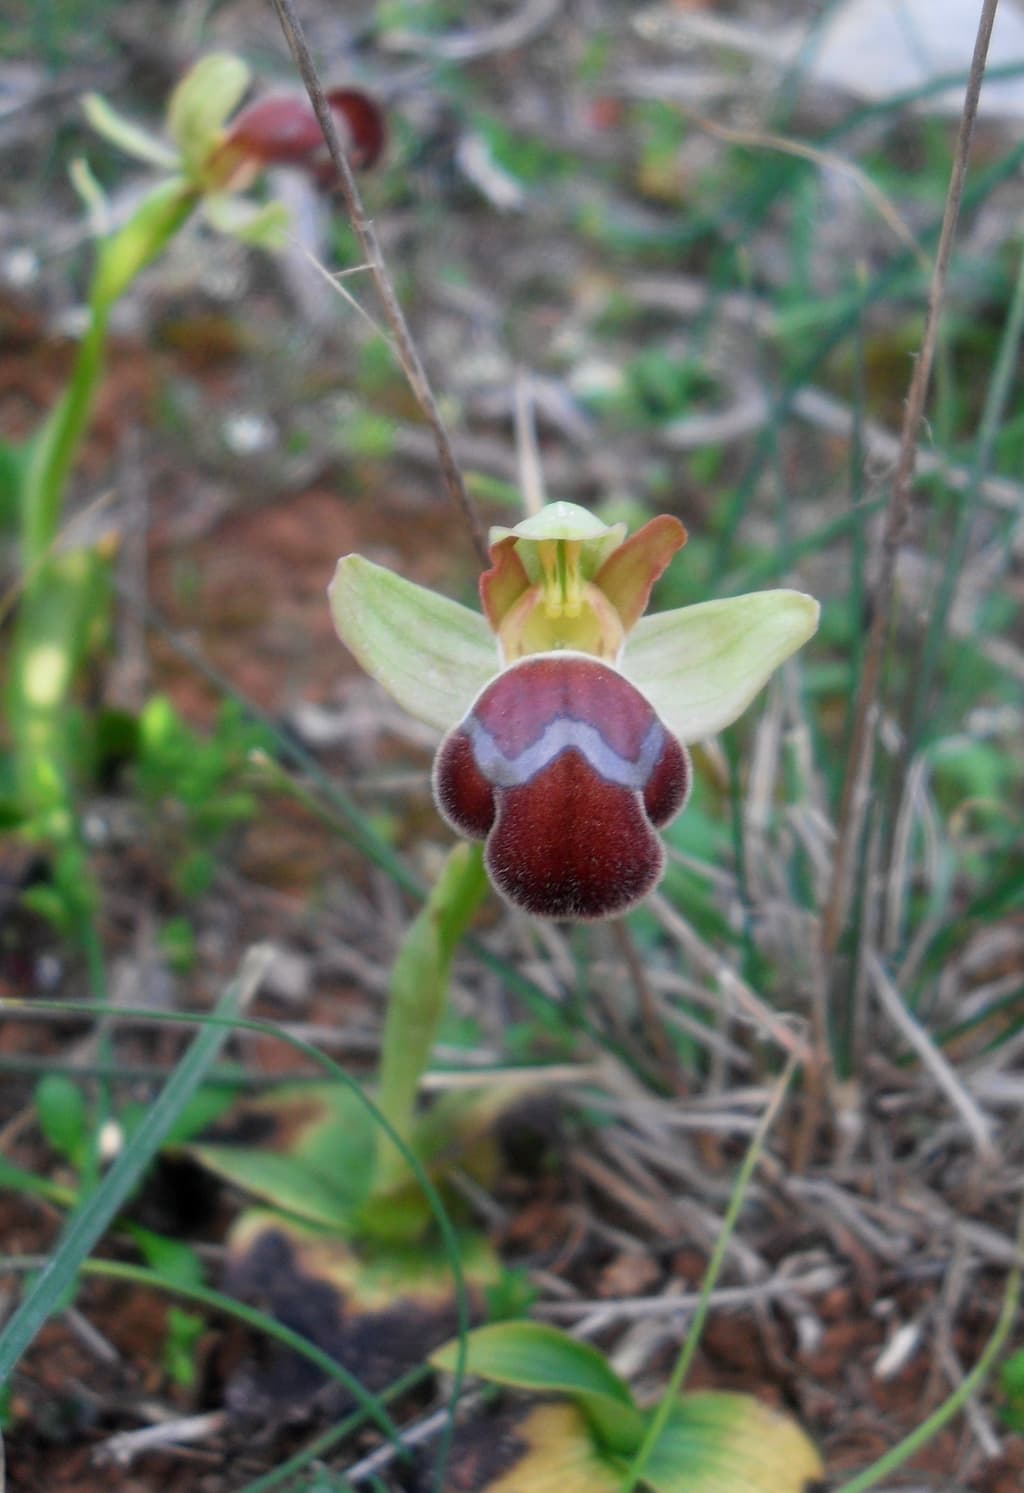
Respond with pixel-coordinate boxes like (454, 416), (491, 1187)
(432, 654), (691, 921)
(224, 87), (386, 182)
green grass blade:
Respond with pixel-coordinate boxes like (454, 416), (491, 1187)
(832, 1209), (1022, 1492)
(621, 1055), (799, 1493)
(0, 993), (473, 1486)
(0, 945), (272, 1385)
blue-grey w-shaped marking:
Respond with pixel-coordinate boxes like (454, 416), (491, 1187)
(465, 714), (665, 790)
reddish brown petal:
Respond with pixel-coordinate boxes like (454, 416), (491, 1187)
(593, 514), (687, 633)
(225, 95), (326, 164)
(433, 729), (496, 839)
(643, 733), (690, 827)
(325, 88), (386, 170)
(486, 757), (664, 920)
(479, 536), (531, 631)
(473, 655), (659, 761)
(435, 655), (688, 920)
(222, 88), (385, 184)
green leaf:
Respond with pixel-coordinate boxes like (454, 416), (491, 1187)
(92, 177), (196, 310)
(163, 1306), (205, 1387)
(0, 946), (273, 1383)
(640, 1392), (824, 1493)
(167, 53), (250, 180)
(623, 590), (820, 743)
(0, 436), (25, 532)
(81, 92), (179, 169)
(445, 1401), (625, 1492)
(35, 1076), (89, 1168)
(329, 554), (499, 732)
(432, 1321), (645, 1455)
(188, 1081), (378, 1228)
(126, 1225), (204, 1288)
(203, 193), (291, 248)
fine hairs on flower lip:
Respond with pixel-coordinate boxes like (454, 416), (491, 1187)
(432, 652), (691, 921)
(329, 501), (820, 921)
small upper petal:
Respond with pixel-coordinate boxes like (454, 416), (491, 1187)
(480, 535), (531, 630)
(593, 513), (687, 634)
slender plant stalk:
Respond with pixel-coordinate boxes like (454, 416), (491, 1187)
(821, 0), (1000, 961)
(22, 309), (109, 567)
(621, 1054), (799, 1493)
(269, 0), (489, 565)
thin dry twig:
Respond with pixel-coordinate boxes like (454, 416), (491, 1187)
(94, 1412), (227, 1468)
(269, 0), (489, 565)
(821, 0), (1000, 961)
(867, 952), (997, 1163)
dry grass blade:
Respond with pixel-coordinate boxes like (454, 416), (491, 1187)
(269, 0), (489, 564)
(867, 952), (997, 1163)
(821, 0), (1001, 959)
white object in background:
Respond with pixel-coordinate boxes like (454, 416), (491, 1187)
(636, 0), (1024, 118)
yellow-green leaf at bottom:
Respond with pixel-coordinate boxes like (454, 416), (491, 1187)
(186, 1081), (377, 1227)
(432, 1321), (645, 1455)
(442, 1401), (624, 1493)
(640, 1391), (824, 1493)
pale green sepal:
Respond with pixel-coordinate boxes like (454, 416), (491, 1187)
(203, 194), (290, 249)
(81, 92), (179, 169)
(640, 1391), (824, 1492)
(624, 590), (819, 743)
(167, 53), (251, 181)
(69, 158), (110, 237)
(329, 554), (499, 732)
(502, 500), (618, 544)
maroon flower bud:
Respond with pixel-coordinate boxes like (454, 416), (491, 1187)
(217, 87), (385, 189)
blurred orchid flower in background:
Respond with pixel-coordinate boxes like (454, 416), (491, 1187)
(79, 52), (384, 267)
(330, 502), (818, 920)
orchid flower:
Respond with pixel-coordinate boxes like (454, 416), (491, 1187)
(329, 502), (818, 921)
(80, 53), (384, 265)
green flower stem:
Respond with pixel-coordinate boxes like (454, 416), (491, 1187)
(10, 178), (198, 824)
(373, 842), (490, 1198)
(22, 307), (109, 568)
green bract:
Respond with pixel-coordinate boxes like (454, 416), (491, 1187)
(328, 501), (819, 746)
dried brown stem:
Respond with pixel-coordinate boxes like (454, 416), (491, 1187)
(269, 0), (490, 565)
(820, 0), (1000, 962)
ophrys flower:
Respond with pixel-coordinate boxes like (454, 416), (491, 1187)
(330, 502), (818, 920)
